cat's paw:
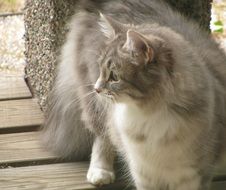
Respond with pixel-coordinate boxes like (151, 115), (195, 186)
(87, 167), (115, 186)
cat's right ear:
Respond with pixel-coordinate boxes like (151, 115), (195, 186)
(98, 13), (124, 39)
(123, 30), (154, 65)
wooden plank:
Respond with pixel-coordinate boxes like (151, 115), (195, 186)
(0, 162), (224, 190)
(0, 129), (225, 189)
(0, 163), (125, 190)
(0, 76), (31, 100)
(0, 130), (226, 176)
(0, 132), (56, 165)
(211, 181), (226, 190)
(0, 99), (44, 131)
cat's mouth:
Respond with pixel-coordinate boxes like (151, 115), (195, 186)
(103, 91), (115, 99)
(96, 90), (116, 101)
(94, 84), (117, 101)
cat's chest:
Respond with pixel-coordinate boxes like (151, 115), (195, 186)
(113, 103), (149, 128)
(112, 103), (173, 143)
(112, 103), (191, 183)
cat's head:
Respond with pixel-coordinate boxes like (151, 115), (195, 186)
(94, 13), (174, 105)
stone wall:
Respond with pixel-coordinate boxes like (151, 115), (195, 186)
(24, 0), (212, 110)
(24, 0), (76, 110)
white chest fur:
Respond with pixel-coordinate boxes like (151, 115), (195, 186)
(113, 103), (175, 143)
(112, 103), (197, 186)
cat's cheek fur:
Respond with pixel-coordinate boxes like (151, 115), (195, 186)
(111, 103), (202, 189)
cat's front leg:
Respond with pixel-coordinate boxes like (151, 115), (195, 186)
(87, 136), (115, 186)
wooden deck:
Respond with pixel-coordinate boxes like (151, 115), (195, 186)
(0, 74), (225, 189)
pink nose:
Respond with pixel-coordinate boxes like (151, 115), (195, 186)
(95, 88), (102, 93)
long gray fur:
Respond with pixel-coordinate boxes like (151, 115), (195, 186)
(42, 0), (226, 189)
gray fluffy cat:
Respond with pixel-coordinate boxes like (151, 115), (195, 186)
(43, 0), (226, 189)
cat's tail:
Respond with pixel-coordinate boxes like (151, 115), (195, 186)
(41, 41), (94, 160)
(41, 82), (94, 160)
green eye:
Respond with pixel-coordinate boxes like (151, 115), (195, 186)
(109, 71), (119, 82)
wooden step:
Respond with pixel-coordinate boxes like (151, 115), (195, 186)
(0, 99), (44, 132)
(0, 76), (31, 101)
(0, 132), (56, 165)
(0, 162), (225, 190)
(0, 163), (125, 190)
(0, 131), (224, 188)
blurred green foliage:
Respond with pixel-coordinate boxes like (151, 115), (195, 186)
(213, 20), (224, 33)
(212, 1), (225, 35)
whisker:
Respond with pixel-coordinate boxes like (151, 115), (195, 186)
(99, 98), (109, 137)
(76, 83), (95, 90)
(64, 91), (96, 110)
(84, 49), (100, 56)
(98, 100), (107, 125)
(86, 96), (97, 116)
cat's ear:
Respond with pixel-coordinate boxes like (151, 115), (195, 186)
(123, 30), (154, 64)
(99, 13), (124, 39)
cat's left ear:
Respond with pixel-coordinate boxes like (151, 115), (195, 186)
(123, 30), (154, 64)
(99, 13), (125, 39)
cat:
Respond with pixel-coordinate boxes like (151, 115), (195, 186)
(42, 0), (226, 189)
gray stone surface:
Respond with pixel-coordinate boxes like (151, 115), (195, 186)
(24, 0), (212, 110)
(24, 0), (76, 110)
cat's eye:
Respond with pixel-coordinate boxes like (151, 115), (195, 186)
(107, 60), (112, 68)
(109, 71), (119, 82)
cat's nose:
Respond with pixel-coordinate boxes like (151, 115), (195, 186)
(94, 79), (104, 93)
(95, 87), (102, 93)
